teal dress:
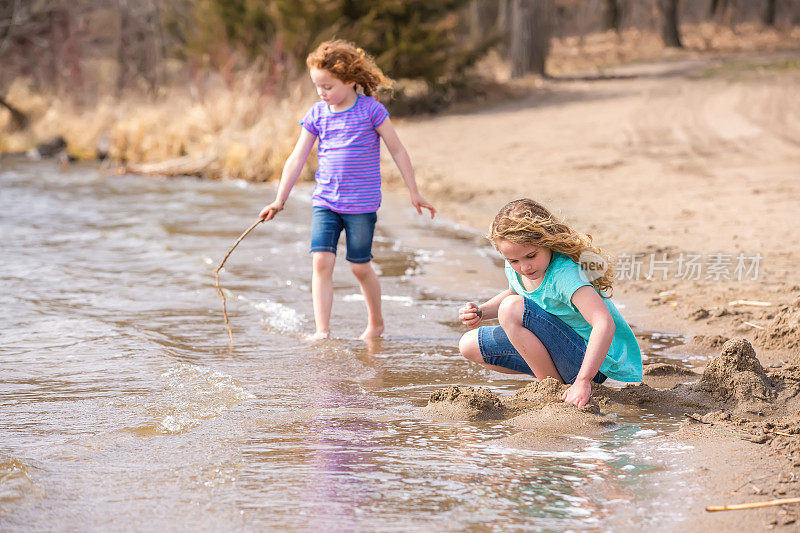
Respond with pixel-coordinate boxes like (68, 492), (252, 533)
(506, 252), (643, 382)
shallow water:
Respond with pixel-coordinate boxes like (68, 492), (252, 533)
(2, 160), (695, 531)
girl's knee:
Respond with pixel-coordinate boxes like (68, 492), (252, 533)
(459, 330), (482, 363)
(349, 261), (373, 279)
(497, 295), (524, 327)
(312, 252), (335, 274)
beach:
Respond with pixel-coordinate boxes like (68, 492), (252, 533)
(390, 51), (800, 529)
(3, 45), (800, 530)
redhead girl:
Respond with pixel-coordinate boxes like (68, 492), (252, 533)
(458, 199), (642, 407)
(259, 40), (435, 341)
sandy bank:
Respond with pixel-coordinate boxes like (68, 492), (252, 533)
(420, 338), (800, 529)
(396, 53), (800, 529)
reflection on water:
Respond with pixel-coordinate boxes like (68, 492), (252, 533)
(1, 160), (690, 530)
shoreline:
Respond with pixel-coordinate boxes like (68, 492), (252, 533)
(387, 52), (800, 529)
(5, 48), (798, 528)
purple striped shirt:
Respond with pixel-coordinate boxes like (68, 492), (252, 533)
(301, 95), (389, 214)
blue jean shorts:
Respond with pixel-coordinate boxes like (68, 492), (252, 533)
(310, 206), (377, 264)
(477, 297), (607, 384)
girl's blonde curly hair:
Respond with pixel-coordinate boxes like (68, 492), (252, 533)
(489, 199), (615, 298)
(306, 40), (393, 97)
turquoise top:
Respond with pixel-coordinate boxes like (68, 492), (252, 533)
(505, 252), (643, 382)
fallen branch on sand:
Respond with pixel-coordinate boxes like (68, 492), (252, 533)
(728, 300), (772, 308)
(214, 218), (264, 343)
(706, 496), (800, 512)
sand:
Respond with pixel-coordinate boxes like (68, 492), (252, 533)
(422, 339), (800, 528)
(401, 51), (800, 529)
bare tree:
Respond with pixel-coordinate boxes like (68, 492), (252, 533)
(763, 0), (777, 26)
(603, 0), (622, 32)
(510, 0), (553, 78)
(495, 0), (511, 54)
(116, 0), (162, 95)
(468, 0), (497, 42)
(658, 0), (682, 48)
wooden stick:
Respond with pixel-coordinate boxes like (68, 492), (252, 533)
(728, 300), (772, 307)
(706, 497), (800, 512)
(214, 219), (264, 343)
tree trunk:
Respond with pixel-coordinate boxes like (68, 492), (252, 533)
(469, 0), (498, 42)
(708, 0), (728, 20)
(658, 0), (682, 48)
(496, 0), (511, 54)
(603, 0), (622, 32)
(510, 0), (552, 78)
(763, 0), (777, 26)
(117, 0), (129, 94)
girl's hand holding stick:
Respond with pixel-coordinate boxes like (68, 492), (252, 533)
(258, 201), (284, 222)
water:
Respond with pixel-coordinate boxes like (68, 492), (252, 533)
(1, 160), (695, 531)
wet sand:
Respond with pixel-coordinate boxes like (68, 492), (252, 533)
(391, 52), (800, 529)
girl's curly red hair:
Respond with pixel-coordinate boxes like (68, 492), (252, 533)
(306, 40), (393, 97)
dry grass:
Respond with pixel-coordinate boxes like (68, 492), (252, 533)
(0, 70), (317, 181)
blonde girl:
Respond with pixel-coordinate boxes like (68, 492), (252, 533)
(458, 199), (642, 407)
(259, 40), (436, 341)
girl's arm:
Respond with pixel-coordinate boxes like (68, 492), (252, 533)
(258, 129), (317, 220)
(375, 118), (436, 218)
(562, 286), (616, 408)
(459, 289), (515, 327)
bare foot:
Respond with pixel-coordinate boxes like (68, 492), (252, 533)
(358, 324), (384, 341)
(304, 331), (330, 342)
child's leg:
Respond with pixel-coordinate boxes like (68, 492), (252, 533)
(458, 330), (530, 375)
(341, 211), (381, 340)
(497, 295), (563, 382)
(350, 261), (384, 340)
(308, 251), (336, 341)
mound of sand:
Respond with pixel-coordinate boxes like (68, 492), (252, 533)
(698, 337), (775, 409)
(690, 334), (730, 350)
(642, 362), (701, 390)
(643, 363), (696, 377)
(420, 338), (797, 461)
(506, 402), (616, 434)
(420, 385), (507, 421)
(422, 378), (617, 435)
(754, 300), (800, 351)
(504, 377), (567, 410)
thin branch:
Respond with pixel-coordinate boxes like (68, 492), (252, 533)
(214, 219), (264, 343)
(706, 496), (800, 512)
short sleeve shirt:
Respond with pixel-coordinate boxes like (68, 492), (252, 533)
(505, 252), (643, 382)
(301, 95), (389, 214)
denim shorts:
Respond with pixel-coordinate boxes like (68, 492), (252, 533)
(477, 297), (607, 384)
(310, 206), (377, 264)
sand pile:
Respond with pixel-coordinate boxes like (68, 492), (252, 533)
(698, 338), (775, 410)
(504, 378), (615, 434)
(421, 338), (798, 460)
(681, 339), (800, 463)
(506, 402), (615, 434)
(421, 385), (507, 421)
(504, 377), (566, 409)
(642, 363), (700, 390)
(421, 378), (616, 435)
(754, 299), (800, 351)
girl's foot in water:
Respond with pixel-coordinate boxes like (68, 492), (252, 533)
(304, 330), (330, 342)
(358, 324), (384, 341)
